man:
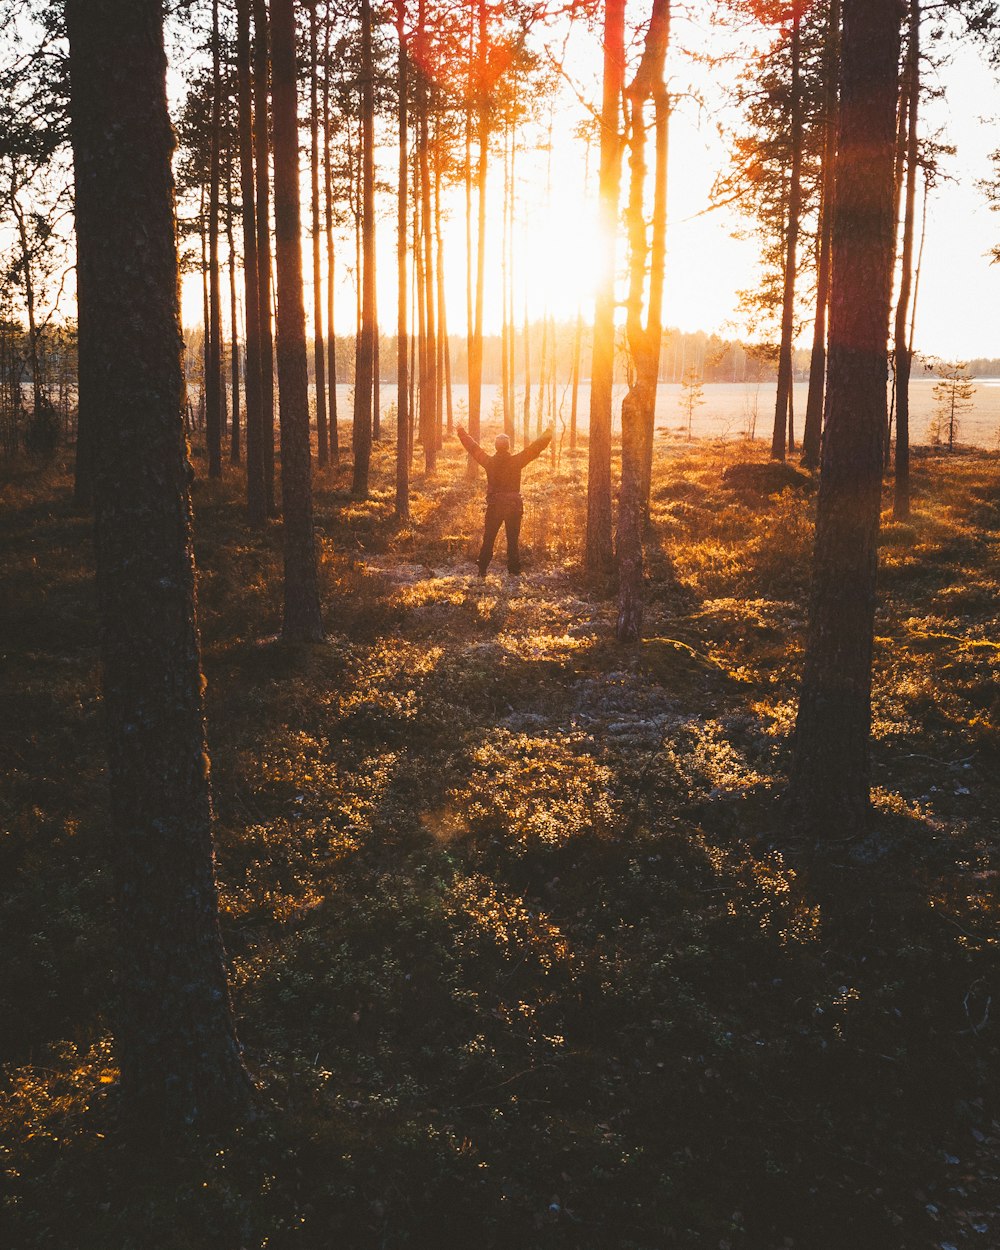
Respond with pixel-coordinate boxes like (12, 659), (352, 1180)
(457, 424), (553, 576)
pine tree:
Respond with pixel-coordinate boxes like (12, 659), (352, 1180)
(66, 0), (253, 1130)
(790, 0), (901, 840)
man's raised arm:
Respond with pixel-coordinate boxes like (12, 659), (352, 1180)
(457, 425), (490, 468)
(519, 426), (553, 466)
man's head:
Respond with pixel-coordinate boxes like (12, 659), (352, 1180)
(494, 433), (511, 453)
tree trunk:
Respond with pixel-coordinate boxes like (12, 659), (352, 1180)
(801, 0), (839, 470)
(771, 7), (803, 462)
(226, 168), (241, 465)
(253, 0), (276, 514)
(322, 3), (339, 462)
(415, 41), (437, 473)
(395, 2), (409, 520)
(204, 0), (224, 479)
(271, 0), (324, 642)
(570, 309), (582, 452)
(790, 0), (900, 838)
(893, 1), (920, 521)
(616, 385), (647, 641)
(236, 0), (266, 524)
(522, 296), (531, 449)
(352, 0), (377, 497)
(373, 286), (381, 442)
(535, 313), (548, 439)
(617, 0), (670, 642)
(66, 0), (253, 1130)
(466, 0), (488, 469)
(501, 118), (512, 437)
(586, 0), (625, 578)
(310, 2), (328, 467)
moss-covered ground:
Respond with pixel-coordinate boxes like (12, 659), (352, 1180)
(2, 433), (998, 1248)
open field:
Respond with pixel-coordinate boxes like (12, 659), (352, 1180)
(331, 378), (1000, 450)
(2, 436), (998, 1248)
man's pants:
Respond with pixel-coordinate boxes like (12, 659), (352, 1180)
(478, 496), (524, 575)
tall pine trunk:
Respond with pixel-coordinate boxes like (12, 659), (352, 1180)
(617, 0), (669, 642)
(236, 0), (266, 524)
(352, 0), (376, 497)
(586, 0), (625, 577)
(205, 0), (224, 478)
(466, 0), (488, 471)
(310, 2), (329, 467)
(395, 1), (409, 519)
(226, 168), (241, 465)
(67, 0), (253, 1130)
(893, 0), (920, 520)
(253, 0), (276, 513)
(271, 0), (324, 641)
(770, 6), (803, 462)
(322, 3), (339, 461)
(790, 0), (900, 837)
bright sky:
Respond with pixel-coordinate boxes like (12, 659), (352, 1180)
(167, 9), (1000, 362)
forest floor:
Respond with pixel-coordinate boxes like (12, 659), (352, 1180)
(2, 431), (999, 1249)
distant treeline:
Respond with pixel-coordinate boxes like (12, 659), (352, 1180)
(180, 322), (812, 392)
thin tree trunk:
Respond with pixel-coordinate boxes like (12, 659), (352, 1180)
(801, 0), (839, 469)
(373, 286), (381, 441)
(522, 296), (531, 449)
(570, 309), (582, 452)
(226, 169), (241, 465)
(790, 0), (900, 838)
(352, 0), (377, 497)
(466, 0), (488, 469)
(205, 0), (224, 478)
(66, 0), (253, 1130)
(507, 117), (517, 440)
(501, 117), (512, 436)
(323, 3), (339, 462)
(253, 0), (276, 513)
(535, 313), (548, 439)
(271, 0), (324, 641)
(415, 29), (437, 474)
(617, 0), (670, 642)
(236, 0), (265, 523)
(586, 0), (625, 577)
(395, 1), (409, 520)
(893, 0), (920, 520)
(771, 7), (803, 462)
(310, 2), (328, 467)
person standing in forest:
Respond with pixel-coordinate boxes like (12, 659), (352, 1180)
(458, 424), (552, 576)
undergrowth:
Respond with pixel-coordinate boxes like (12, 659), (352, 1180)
(1, 435), (998, 1249)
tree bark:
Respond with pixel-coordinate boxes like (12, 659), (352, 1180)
(893, 0), (920, 520)
(771, 6), (804, 462)
(310, 1), (328, 467)
(790, 0), (900, 837)
(466, 0), (488, 471)
(395, 2), (409, 520)
(801, 0), (839, 471)
(353, 0), (377, 497)
(253, 0), (276, 514)
(66, 0), (253, 1130)
(236, 0), (266, 524)
(570, 309), (583, 452)
(271, 0), (324, 641)
(226, 166), (241, 466)
(204, 0), (225, 479)
(617, 0), (670, 642)
(322, 2), (339, 462)
(586, 0), (625, 578)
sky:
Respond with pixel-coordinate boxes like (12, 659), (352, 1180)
(162, 6), (1000, 362)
